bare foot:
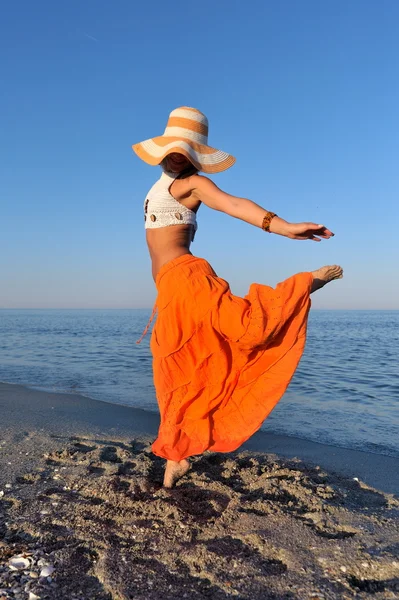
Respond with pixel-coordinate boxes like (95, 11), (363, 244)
(311, 265), (343, 293)
(163, 459), (190, 488)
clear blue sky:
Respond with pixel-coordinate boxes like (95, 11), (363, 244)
(1, 0), (398, 309)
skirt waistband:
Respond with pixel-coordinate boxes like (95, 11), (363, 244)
(155, 254), (214, 290)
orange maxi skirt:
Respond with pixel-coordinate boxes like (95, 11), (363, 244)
(150, 254), (313, 462)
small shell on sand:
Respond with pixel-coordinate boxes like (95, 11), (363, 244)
(39, 564), (54, 577)
(37, 558), (47, 567)
(8, 555), (31, 571)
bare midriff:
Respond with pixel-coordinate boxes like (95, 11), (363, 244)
(146, 175), (201, 281)
(146, 226), (195, 280)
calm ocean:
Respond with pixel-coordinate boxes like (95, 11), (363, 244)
(0, 309), (398, 458)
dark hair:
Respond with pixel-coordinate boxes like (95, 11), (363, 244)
(160, 156), (199, 178)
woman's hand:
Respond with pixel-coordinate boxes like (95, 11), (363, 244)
(270, 219), (334, 241)
(286, 222), (334, 241)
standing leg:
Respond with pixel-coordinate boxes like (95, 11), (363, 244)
(163, 459), (191, 488)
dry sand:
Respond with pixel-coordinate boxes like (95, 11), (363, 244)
(0, 383), (398, 600)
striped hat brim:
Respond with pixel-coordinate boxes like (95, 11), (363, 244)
(132, 136), (235, 174)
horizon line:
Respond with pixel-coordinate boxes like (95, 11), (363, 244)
(1, 307), (398, 311)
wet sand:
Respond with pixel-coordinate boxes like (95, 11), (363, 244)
(0, 382), (398, 599)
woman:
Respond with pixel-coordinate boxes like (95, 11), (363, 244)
(133, 106), (343, 488)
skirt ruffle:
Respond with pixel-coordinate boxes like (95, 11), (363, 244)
(150, 254), (312, 461)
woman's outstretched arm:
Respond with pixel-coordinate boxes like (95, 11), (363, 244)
(190, 175), (334, 242)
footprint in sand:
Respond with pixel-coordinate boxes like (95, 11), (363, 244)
(169, 488), (231, 521)
(71, 441), (97, 453)
(205, 536), (288, 576)
(15, 473), (41, 485)
(117, 461), (137, 476)
(240, 487), (359, 540)
(99, 446), (122, 463)
(348, 574), (399, 594)
(87, 464), (106, 476)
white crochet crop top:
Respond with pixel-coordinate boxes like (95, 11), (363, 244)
(144, 171), (198, 236)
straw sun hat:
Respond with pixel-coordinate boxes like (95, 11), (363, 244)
(132, 106), (235, 174)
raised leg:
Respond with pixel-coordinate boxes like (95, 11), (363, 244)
(311, 265), (343, 293)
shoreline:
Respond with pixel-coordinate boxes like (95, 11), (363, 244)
(9, 379), (399, 458)
(0, 381), (398, 495)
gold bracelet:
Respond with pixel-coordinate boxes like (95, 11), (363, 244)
(261, 211), (277, 232)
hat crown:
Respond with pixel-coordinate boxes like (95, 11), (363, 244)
(164, 106), (209, 145)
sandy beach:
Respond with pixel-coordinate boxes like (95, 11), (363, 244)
(0, 382), (398, 600)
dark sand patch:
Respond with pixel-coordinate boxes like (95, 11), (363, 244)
(1, 382), (399, 599)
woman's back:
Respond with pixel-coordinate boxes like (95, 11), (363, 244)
(144, 166), (201, 279)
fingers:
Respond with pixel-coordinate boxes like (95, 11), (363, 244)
(293, 223), (335, 241)
(307, 223), (335, 235)
(302, 223), (335, 237)
(297, 236), (322, 241)
(317, 225), (334, 237)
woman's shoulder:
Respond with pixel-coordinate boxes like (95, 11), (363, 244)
(184, 173), (212, 191)
(171, 173), (210, 196)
